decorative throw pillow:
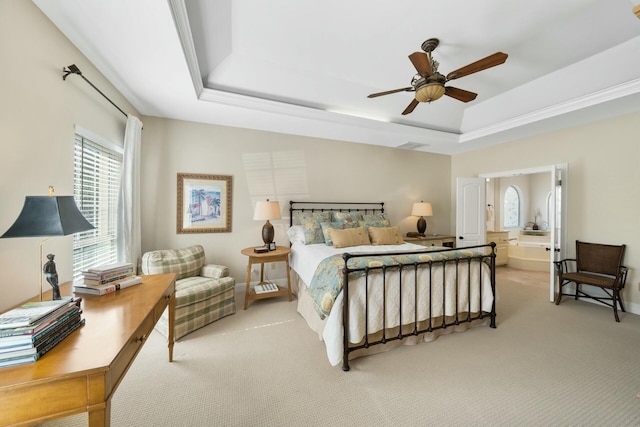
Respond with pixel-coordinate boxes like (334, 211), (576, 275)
(295, 211), (331, 244)
(328, 227), (371, 248)
(331, 211), (363, 225)
(368, 226), (404, 245)
(321, 221), (360, 246)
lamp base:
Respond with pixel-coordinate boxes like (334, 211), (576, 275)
(416, 216), (427, 237)
(262, 220), (274, 247)
(43, 253), (61, 300)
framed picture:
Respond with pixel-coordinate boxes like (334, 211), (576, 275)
(177, 173), (233, 233)
(268, 242), (276, 251)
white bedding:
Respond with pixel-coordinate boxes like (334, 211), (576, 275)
(290, 242), (495, 366)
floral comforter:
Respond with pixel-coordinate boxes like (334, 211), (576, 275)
(307, 247), (487, 319)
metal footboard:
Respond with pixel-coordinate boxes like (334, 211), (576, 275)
(341, 243), (496, 371)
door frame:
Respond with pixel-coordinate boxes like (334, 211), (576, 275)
(479, 164), (568, 302)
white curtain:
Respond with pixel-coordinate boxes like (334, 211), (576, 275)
(117, 115), (143, 267)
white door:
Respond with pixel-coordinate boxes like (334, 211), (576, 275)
(456, 177), (486, 248)
(549, 164), (568, 301)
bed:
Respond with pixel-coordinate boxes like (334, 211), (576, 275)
(288, 201), (497, 371)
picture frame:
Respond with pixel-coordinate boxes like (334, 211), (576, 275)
(177, 173), (232, 233)
(268, 242), (276, 251)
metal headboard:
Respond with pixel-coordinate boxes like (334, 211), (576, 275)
(289, 201), (385, 227)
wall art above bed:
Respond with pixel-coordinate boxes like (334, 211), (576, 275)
(177, 173), (233, 233)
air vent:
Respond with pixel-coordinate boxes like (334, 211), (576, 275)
(396, 142), (430, 150)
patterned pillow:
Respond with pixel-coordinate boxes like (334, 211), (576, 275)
(361, 219), (391, 234)
(296, 212), (331, 245)
(331, 211), (363, 225)
(293, 211), (331, 225)
(368, 226), (404, 245)
(321, 221), (360, 246)
(287, 225), (306, 244)
(362, 213), (388, 222)
(328, 227), (371, 248)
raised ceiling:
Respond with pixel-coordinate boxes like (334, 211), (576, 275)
(35, 0), (640, 155)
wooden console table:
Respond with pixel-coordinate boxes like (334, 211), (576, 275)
(0, 273), (176, 427)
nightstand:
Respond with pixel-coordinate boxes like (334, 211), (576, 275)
(241, 246), (292, 309)
(405, 234), (456, 248)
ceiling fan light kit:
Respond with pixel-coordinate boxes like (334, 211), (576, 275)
(368, 38), (508, 115)
(415, 83), (446, 103)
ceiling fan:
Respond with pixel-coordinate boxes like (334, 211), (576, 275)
(367, 38), (508, 115)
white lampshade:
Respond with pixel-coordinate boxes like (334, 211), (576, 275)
(411, 202), (433, 217)
(253, 200), (281, 221)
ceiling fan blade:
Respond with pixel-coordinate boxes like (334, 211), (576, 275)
(408, 52), (432, 76)
(401, 99), (420, 115)
(367, 87), (413, 98)
(445, 86), (478, 103)
(446, 52), (508, 80)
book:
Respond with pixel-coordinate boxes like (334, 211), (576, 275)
(0, 298), (74, 329)
(0, 311), (84, 363)
(83, 271), (135, 286)
(87, 262), (134, 274)
(36, 318), (85, 360)
(0, 346), (37, 360)
(0, 302), (78, 339)
(74, 276), (142, 295)
(0, 353), (37, 368)
(255, 282), (279, 294)
(0, 306), (81, 350)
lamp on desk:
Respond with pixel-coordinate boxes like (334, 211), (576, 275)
(0, 187), (95, 301)
(253, 199), (281, 249)
(411, 201), (433, 237)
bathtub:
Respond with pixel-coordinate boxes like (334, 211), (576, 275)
(508, 240), (551, 272)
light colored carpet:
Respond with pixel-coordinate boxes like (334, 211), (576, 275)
(39, 267), (640, 426)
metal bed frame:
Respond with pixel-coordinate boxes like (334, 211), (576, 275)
(289, 201), (496, 371)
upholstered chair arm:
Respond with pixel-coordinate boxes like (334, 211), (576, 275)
(201, 264), (230, 279)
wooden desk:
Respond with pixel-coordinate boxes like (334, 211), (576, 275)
(0, 273), (176, 427)
(241, 246), (292, 309)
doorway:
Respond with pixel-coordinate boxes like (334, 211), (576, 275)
(480, 164), (567, 302)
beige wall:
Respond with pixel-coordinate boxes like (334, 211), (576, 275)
(139, 117), (452, 280)
(0, 1), (139, 311)
(452, 112), (640, 310)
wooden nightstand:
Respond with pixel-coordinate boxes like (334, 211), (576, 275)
(241, 246), (292, 309)
(405, 234), (456, 248)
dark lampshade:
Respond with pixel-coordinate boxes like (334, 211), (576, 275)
(1, 194), (95, 301)
(1, 196), (95, 238)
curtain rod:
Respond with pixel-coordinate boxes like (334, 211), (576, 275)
(62, 64), (128, 118)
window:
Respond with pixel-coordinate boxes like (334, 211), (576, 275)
(503, 186), (520, 228)
(72, 130), (123, 281)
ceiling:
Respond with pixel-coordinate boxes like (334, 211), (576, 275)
(34, 0), (640, 155)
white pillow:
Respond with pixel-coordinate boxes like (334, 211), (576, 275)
(287, 225), (306, 244)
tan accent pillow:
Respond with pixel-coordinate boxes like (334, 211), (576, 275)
(328, 227), (371, 248)
(368, 226), (404, 245)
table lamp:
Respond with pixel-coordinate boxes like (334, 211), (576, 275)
(253, 199), (281, 249)
(411, 201), (433, 237)
(1, 187), (95, 301)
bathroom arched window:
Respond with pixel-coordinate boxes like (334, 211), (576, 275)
(503, 186), (520, 228)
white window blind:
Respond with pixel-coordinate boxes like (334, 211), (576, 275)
(72, 132), (123, 281)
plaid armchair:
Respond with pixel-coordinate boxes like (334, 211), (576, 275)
(141, 245), (236, 340)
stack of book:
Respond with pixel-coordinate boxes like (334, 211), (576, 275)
(74, 262), (142, 296)
(0, 298), (85, 368)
